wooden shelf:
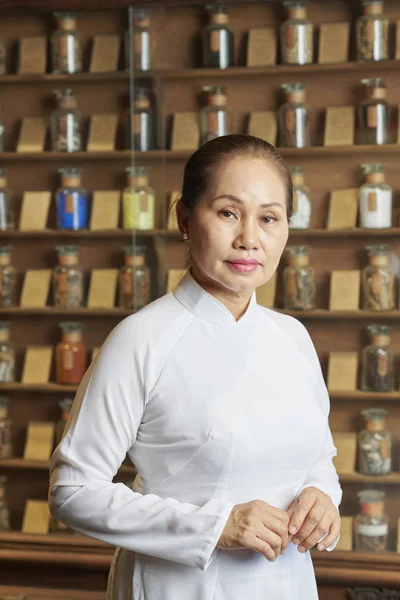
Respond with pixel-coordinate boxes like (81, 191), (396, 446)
(0, 383), (78, 393)
(330, 391), (400, 401)
(0, 457), (136, 475)
(282, 310), (400, 320)
(289, 228), (400, 238)
(0, 307), (133, 316)
(338, 472), (400, 484)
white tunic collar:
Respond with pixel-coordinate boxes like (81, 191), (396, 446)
(173, 271), (257, 326)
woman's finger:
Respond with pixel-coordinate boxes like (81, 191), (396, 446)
(317, 515), (341, 551)
(292, 505), (324, 546)
(297, 514), (333, 552)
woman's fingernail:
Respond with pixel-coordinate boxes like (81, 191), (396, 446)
(318, 545), (325, 551)
(298, 546), (307, 553)
(289, 526), (297, 534)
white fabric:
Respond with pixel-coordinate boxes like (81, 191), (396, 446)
(49, 271), (342, 600)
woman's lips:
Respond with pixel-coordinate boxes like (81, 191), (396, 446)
(227, 259), (259, 273)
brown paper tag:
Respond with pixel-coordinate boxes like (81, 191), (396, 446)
(397, 518), (400, 553)
(17, 118), (46, 153)
(171, 112), (200, 150)
(90, 35), (120, 72)
(256, 273), (277, 309)
(396, 21), (400, 60)
(248, 111), (277, 145)
(22, 346), (53, 384)
(87, 114), (118, 152)
(20, 270), (51, 308)
(87, 269), (118, 308)
(327, 188), (358, 230)
(24, 422), (55, 462)
(167, 191), (180, 231)
(210, 30), (220, 52)
(334, 516), (353, 552)
(22, 500), (50, 535)
(332, 432), (357, 474)
(247, 28), (276, 67)
(166, 269), (187, 293)
(329, 270), (361, 311)
(90, 190), (120, 230)
(324, 106), (355, 146)
(19, 191), (51, 230)
(318, 23), (350, 64)
(18, 36), (47, 74)
(327, 352), (358, 392)
(368, 192), (377, 211)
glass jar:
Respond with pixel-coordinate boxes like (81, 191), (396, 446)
(361, 324), (394, 392)
(51, 12), (82, 74)
(53, 245), (84, 308)
(122, 166), (155, 230)
(50, 89), (82, 153)
(358, 408), (391, 476)
(0, 476), (9, 531)
(0, 322), (15, 383)
(278, 83), (310, 148)
(56, 168), (88, 231)
(0, 397), (12, 459)
(280, 1), (313, 65)
(354, 490), (389, 552)
(203, 4), (234, 69)
(0, 169), (9, 231)
(289, 166), (311, 229)
(283, 245), (315, 310)
(55, 398), (74, 447)
(119, 245), (151, 311)
(359, 163), (392, 229)
(127, 88), (154, 151)
(200, 86), (230, 145)
(358, 79), (391, 145)
(356, 0), (389, 62)
(125, 8), (151, 72)
(362, 244), (395, 311)
(55, 322), (88, 385)
(0, 246), (15, 308)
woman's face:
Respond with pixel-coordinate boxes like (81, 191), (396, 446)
(183, 157), (289, 299)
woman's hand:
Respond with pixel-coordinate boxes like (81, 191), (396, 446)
(217, 499), (292, 562)
(286, 486), (341, 553)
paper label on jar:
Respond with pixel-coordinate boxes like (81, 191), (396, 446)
(380, 438), (391, 460)
(367, 106), (377, 128)
(366, 20), (375, 44)
(293, 191), (299, 213)
(134, 114), (141, 135)
(357, 523), (388, 537)
(123, 272), (133, 295)
(57, 272), (69, 294)
(59, 36), (69, 59)
(63, 349), (74, 371)
(367, 192), (377, 212)
(134, 32), (142, 55)
(210, 30), (220, 52)
(65, 194), (74, 214)
(371, 272), (382, 295)
(285, 109), (295, 131)
(285, 24), (298, 49)
(377, 353), (388, 377)
(208, 112), (218, 135)
(59, 114), (68, 136)
(286, 272), (297, 296)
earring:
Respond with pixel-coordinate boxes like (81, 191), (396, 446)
(183, 233), (189, 242)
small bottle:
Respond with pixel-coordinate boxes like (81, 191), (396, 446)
(200, 86), (230, 145)
(0, 476), (9, 531)
(361, 324), (394, 392)
(51, 12), (82, 74)
(0, 397), (12, 459)
(50, 89), (82, 153)
(119, 246), (151, 311)
(283, 245), (315, 310)
(203, 4), (234, 69)
(278, 83), (310, 148)
(354, 490), (389, 552)
(0, 322), (15, 383)
(0, 246), (15, 307)
(125, 8), (152, 72)
(362, 245), (395, 311)
(280, 1), (313, 66)
(53, 245), (84, 308)
(356, 0), (389, 62)
(56, 168), (88, 231)
(0, 169), (9, 231)
(127, 88), (154, 151)
(289, 166), (311, 229)
(358, 408), (391, 476)
(122, 166), (155, 230)
(359, 78), (391, 145)
(55, 322), (88, 385)
(359, 163), (392, 229)
(55, 398), (74, 447)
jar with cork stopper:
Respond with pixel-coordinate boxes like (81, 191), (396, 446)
(56, 168), (88, 231)
(127, 88), (154, 151)
(0, 476), (9, 531)
(361, 325), (394, 392)
(0, 246), (15, 308)
(122, 166), (155, 230)
(359, 163), (392, 229)
(51, 12), (82, 74)
(355, 490), (389, 552)
(50, 89), (82, 153)
(55, 398), (74, 448)
(200, 86), (230, 145)
(280, 1), (313, 65)
(356, 0), (389, 62)
(283, 245), (315, 310)
(53, 245), (84, 308)
(203, 4), (234, 69)
(362, 244), (395, 311)
(358, 408), (391, 476)
(125, 8), (152, 72)
(278, 83), (310, 148)
(119, 246), (151, 311)
(0, 168), (9, 231)
(56, 322), (88, 385)
(359, 79), (391, 145)
(0, 397), (12, 459)
(289, 166), (311, 229)
(0, 322), (15, 383)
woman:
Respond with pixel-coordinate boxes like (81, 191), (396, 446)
(49, 134), (342, 600)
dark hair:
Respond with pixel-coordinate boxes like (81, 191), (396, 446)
(179, 134), (293, 220)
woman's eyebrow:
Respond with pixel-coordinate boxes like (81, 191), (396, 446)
(211, 194), (284, 210)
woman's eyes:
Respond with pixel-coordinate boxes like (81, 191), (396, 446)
(218, 209), (277, 224)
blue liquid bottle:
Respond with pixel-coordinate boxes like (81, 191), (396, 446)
(56, 167), (88, 230)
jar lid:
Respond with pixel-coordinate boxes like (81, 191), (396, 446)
(286, 244), (309, 257)
(134, 87), (151, 100)
(59, 321), (84, 333)
(367, 324), (391, 338)
(202, 85), (227, 96)
(131, 8), (151, 20)
(281, 82), (305, 93)
(126, 166), (151, 178)
(206, 3), (228, 13)
(361, 77), (386, 89)
(0, 321), (10, 332)
(58, 167), (82, 179)
(361, 162), (384, 175)
(56, 245), (79, 256)
(357, 489), (385, 504)
(0, 168), (7, 178)
(283, 0), (309, 8)
(365, 244), (390, 257)
(124, 245), (147, 256)
(0, 396), (9, 408)
(0, 245), (11, 256)
(59, 398), (74, 412)
(361, 408), (388, 421)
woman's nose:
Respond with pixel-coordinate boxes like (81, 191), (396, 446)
(234, 219), (260, 250)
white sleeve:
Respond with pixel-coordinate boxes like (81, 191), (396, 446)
(48, 318), (234, 571)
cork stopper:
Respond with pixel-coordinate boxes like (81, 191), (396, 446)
(0, 397), (8, 420)
(286, 91), (305, 103)
(59, 96), (77, 109)
(370, 87), (387, 100)
(360, 500), (385, 516)
(56, 14), (77, 31)
(135, 98), (150, 110)
(365, 419), (386, 431)
(126, 255), (145, 266)
(292, 173), (304, 186)
(134, 16), (150, 27)
(128, 176), (149, 187)
(0, 254), (11, 266)
(62, 331), (82, 343)
(363, 2), (383, 16)
(59, 254), (78, 265)
(208, 93), (227, 106)
(291, 255), (309, 267)
(0, 177), (7, 188)
(0, 329), (9, 342)
(371, 334), (390, 346)
(287, 7), (307, 19)
(61, 176), (81, 188)
(369, 255), (389, 266)
(211, 12), (229, 24)
(366, 172), (384, 184)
